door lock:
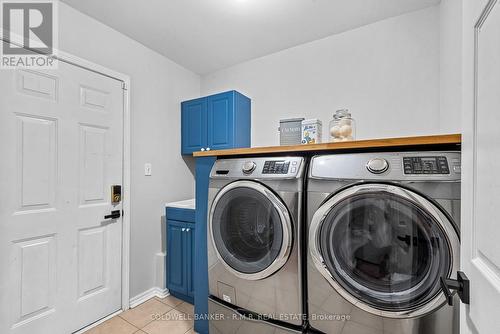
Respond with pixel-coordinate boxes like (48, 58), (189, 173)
(104, 210), (121, 220)
(440, 271), (470, 305)
(111, 185), (122, 205)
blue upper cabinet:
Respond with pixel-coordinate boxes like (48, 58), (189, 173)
(207, 92), (234, 150)
(181, 97), (207, 155)
(181, 91), (250, 155)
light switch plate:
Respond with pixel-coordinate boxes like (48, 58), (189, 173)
(144, 163), (152, 176)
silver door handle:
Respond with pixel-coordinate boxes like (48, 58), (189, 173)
(206, 147), (211, 151)
(181, 228), (186, 232)
(186, 228), (190, 232)
(201, 148), (205, 151)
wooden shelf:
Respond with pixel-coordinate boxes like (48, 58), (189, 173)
(192, 134), (461, 157)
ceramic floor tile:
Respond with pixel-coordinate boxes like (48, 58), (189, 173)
(84, 316), (138, 334)
(176, 301), (194, 316)
(119, 298), (173, 328)
(142, 309), (193, 334)
(156, 295), (185, 308)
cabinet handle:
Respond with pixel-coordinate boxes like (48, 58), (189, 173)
(201, 148), (205, 152)
(186, 228), (190, 232)
(206, 147), (211, 151)
(181, 228), (186, 232)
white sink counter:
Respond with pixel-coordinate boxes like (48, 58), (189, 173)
(165, 198), (196, 210)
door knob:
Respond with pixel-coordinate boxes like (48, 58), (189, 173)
(104, 210), (121, 220)
(201, 148), (205, 151)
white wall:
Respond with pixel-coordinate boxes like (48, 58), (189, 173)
(201, 7), (441, 147)
(59, 3), (200, 298)
(439, 0), (463, 133)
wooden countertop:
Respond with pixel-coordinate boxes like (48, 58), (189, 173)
(193, 134), (461, 157)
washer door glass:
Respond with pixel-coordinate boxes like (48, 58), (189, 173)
(211, 184), (287, 275)
(319, 189), (453, 312)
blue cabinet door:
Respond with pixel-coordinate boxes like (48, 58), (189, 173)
(167, 222), (187, 295)
(207, 92), (234, 151)
(181, 98), (207, 155)
(185, 224), (195, 299)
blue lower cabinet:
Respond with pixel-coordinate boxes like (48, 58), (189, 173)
(186, 225), (195, 299)
(166, 216), (195, 304)
(167, 221), (187, 295)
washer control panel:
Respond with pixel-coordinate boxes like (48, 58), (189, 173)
(403, 156), (450, 175)
(211, 157), (303, 178)
(263, 160), (291, 174)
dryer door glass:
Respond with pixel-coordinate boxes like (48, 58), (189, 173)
(319, 190), (453, 312)
(211, 185), (289, 276)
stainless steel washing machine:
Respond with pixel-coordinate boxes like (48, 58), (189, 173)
(306, 152), (461, 334)
(207, 157), (305, 332)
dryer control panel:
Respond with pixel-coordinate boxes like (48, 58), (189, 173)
(310, 152), (460, 181)
(403, 156), (450, 175)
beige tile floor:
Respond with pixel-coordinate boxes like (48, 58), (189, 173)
(84, 296), (197, 334)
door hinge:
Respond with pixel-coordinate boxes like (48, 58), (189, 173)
(440, 271), (470, 305)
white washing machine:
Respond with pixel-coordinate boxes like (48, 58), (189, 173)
(207, 157), (305, 332)
(306, 152), (461, 334)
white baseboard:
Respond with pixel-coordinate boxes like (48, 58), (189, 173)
(129, 287), (170, 308)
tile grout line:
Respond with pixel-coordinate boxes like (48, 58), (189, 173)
(117, 296), (194, 333)
(140, 302), (194, 334)
(139, 304), (176, 331)
(115, 314), (141, 332)
(117, 297), (177, 332)
(155, 296), (185, 309)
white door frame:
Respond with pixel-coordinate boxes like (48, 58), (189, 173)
(1, 35), (132, 313)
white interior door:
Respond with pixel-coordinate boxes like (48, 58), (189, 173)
(0, 55), (124, 334)
(461, 0), (500, 333)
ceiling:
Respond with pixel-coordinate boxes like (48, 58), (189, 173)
(62, 0), (440, 75)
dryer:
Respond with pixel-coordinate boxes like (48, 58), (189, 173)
(207, 157), (305, 332)
(306, 152), (461, 334)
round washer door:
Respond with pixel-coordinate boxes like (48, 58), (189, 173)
(209, 180), (293, 280)
(309, 183), (459, 318)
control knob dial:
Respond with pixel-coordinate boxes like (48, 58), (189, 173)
(242, 161), (256, 174)
(366, 158), (389, 174)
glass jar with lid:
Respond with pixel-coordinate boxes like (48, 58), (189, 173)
(329, 109), (356, 142)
